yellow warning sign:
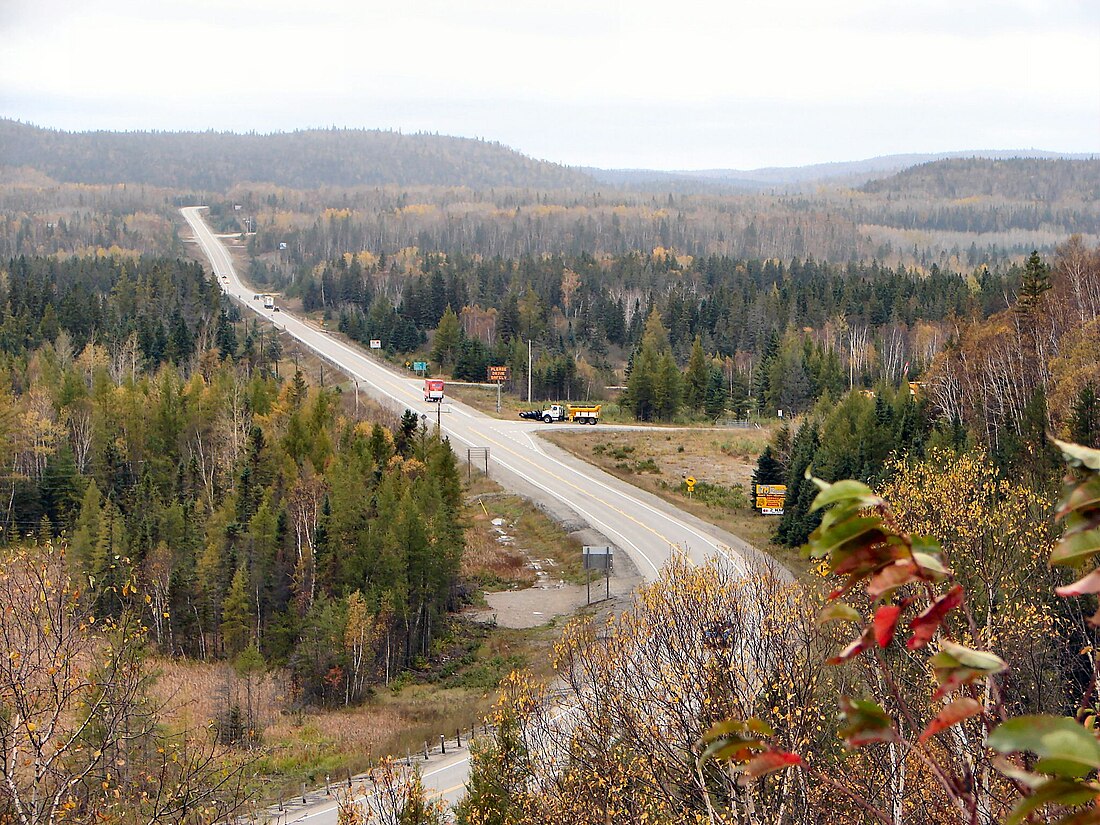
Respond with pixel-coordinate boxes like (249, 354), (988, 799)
(755, 484), (787, 515)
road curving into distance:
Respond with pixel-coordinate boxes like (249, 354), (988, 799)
(181, 206), (777, 823)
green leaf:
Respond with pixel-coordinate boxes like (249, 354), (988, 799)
(838, 697), (895, 747)
(744, 718), (776, 737)
(817, 499), (864, 532)
(988, 716), (1100, 779)
(697, 718), (775, 767)
(1057, 476), (1100, 519)
(805, 515), (886, 561)
(698, 737), (766, 765)
(911, 552), (950, 580)
(938, 640), (1007, 671)
(1052, 438), (1100, 471)
(929, 640), (1007, 699)
(1051, 530), (1100, 567)
(700, 717), (774, 744)
(808, 478), (883, 513)
(1004, 777), (1100, 825)
(817, 603), (862, 624)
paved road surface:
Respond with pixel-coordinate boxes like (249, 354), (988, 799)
(182, 206), (769, 822)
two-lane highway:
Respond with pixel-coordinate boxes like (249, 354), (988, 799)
(182, 206), (763, 580)
(182, 206), (774, 823)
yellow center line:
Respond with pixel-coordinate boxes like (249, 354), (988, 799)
(186, 208), (705, 571)
(428, 782), (467, 799)
(472, 426), (681, 550)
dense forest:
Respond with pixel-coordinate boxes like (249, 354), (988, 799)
(0, 120), (591, 190)
(5, 121), (1100, 821)
(271, 245), (1017, 418)
(0, 254), (464, 707)
(863, 157), (1100, 201)
(758, 237), (1100, 549)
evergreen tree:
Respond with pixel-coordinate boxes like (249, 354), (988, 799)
(654, 351), (682, 421)
(704, 366), (729, 420)
(1071, 383), (1099, 448)
(1015, 250), (1052, 318)
(430, 306), (463, 368)
(216, 311), (237, 359)
(624, 308), (675, 421)
(684, 335), (708, 411)
(751, 446), (787, 489)
(221, 564), (253, 657)
(775, 419), (821, 547)
(454, 712), (530, 825)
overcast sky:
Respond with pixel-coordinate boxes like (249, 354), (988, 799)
(1, 0), (1097, 170)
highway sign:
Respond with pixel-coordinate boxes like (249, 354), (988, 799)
(583, 545), (613, 570)
(755, 484), (787, 515)
(487, 365), (511, 382)
(413, 361), (428, 372)
(685, 476), (697, 492)
(369, 339), (382, 349)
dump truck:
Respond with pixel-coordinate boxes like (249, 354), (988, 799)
(424, 379), (445, 403)
(519, 403), (601, 424)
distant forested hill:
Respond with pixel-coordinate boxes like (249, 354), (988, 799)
(862, 157), (1100, 201)
(0, 119), (594, 190)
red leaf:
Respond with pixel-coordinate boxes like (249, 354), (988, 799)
(743, 750), (803, 779)
(827, 626), (874, 666)
(907, 585), (964, 650)
(1055, 567), (1100, 598)
(873, 604), (902, 648)
(919, 697), (982, 743)
(867, 559), (918, 599)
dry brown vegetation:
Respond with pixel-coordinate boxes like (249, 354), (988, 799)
(545, 426), (802, 570)
(142, 482), (573, 803)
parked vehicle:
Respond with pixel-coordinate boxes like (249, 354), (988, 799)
(519, 403), (601, 424)
(424, 379), (445, 403)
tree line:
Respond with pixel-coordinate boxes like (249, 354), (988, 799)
(755, 236), (1100, 549)
(279, 247), (1018, 420)
(0, 253), (466, 709)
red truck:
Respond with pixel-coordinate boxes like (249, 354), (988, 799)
(423, 379), (445, 403)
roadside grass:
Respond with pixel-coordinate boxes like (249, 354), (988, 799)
(545, 427), (808, 575)
(465, 492), (587, 586)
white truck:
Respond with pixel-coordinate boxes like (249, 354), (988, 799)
(520, 403), (601, 424)
(263, 295), (275, 310)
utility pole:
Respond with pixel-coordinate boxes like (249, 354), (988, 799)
(528, 339), (532, 403)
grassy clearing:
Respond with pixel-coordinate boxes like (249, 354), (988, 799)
(148, 472), (573, 805)
(545, 427), (808, 574)
(464, 492), (587, 586)
(152, 620), (557, 802)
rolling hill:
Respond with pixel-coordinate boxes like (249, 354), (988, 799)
(0, 119), (595, 191)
